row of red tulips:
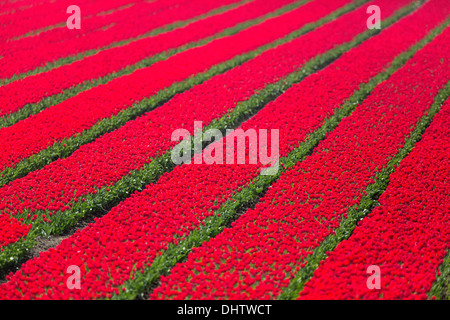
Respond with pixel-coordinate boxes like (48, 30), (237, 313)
(0, 0), (243, 79)
(0, 0), (435, 299)
(0, 0), (298, 117)
(151, 22), (450, 300)
(0, 211), (30, 249)
(298, 97), (450, 300)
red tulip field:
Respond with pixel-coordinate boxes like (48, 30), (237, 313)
(0, 0), (448, 301)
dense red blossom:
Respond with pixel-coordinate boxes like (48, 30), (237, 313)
(298, 98), (450, 300)
(151, 20), (450, 300)
(2, 0), (444, 299)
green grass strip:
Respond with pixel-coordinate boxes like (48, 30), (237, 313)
(0, 0), (311, 128)
(11, 22), (67, 40)
(0, 0), (376, 273)
(0, 0), (369, 189)
(110, 2), (430, 300)
(278, 84), (450, 299)
(429, 251), (450, 300)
